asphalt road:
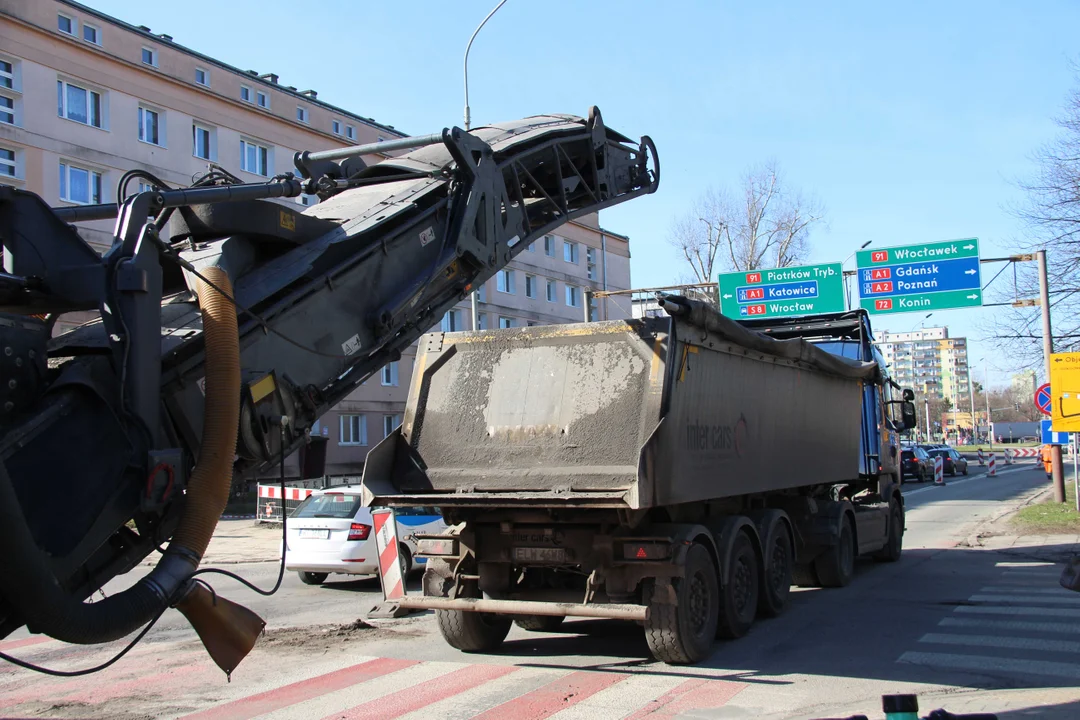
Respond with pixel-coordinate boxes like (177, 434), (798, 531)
(1, 461), (1077, 719)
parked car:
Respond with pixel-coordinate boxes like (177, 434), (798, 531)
(901, 446), (932, 482)
(926, 447), (969, 477)
(284, 486), (447, 586)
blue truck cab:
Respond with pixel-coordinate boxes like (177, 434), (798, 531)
(738, 309), (913, 485)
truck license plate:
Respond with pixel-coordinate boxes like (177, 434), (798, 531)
(299, 529), (329, 539)
(513, 547), (567, 563)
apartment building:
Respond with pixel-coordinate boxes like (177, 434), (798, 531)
(0, 0), (633, 480)
(875, 327), (971, 406)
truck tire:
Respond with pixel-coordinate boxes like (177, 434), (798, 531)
(757, 521), (792, 617)
(874, 502), (904, 563)
(644, 542), (719, 664)
(436, 609), (512, 653)
(513, 615), (565, 632)
(815, 514), (855, 588)
(717, 530), (760, 638)
(298, 571), (328, 585)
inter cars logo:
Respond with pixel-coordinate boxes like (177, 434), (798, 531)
(734, 414), (748, 458)
(686, 415), (749, 457)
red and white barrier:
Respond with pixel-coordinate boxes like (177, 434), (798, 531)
(977, 449), (985, 466)
(934, 455), (945, 485)
(257, 485), (314, 501)
(373, 508), (405, 600)
(988, 453), (997, 476)
(1008, 448), (1039, 458)
(1004, 449), (1012, 465)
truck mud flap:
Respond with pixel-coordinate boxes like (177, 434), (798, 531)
(397, 596), (649, 621)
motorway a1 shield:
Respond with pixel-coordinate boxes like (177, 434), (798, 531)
(856, 238), (982, 315)
(717, 262), (845, 320)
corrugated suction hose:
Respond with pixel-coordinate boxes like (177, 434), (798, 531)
(0, 267), (241, 644)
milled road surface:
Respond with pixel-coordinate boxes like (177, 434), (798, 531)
(1, 461), (1078, 719)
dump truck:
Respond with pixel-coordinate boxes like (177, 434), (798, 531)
(361, 294), (917, 664)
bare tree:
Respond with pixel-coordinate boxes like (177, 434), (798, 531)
(667, 161), (826, 282)
(982, 61), (1080, 369)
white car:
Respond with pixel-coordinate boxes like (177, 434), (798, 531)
(283, 486), (447, 586)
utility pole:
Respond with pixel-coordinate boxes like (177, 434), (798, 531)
(924, 396), (931, 442)
(1038, 249), (1066, 502)
(984, 365), (993, 453)
(968, 373), (977, 444)
(463, 0), (508, 331)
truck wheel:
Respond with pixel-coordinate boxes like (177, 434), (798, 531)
(298, 571), (327, 585)
(717, 531), (760, 638)
(815, 514), (855, 588)
(757, 522), (792, 618)
(791, 563), (819, 588)
(513, 615), (565, 632)
(644, 542), (719, 664)
(436, 609), (512, 653)
(874, 503), (904, 563)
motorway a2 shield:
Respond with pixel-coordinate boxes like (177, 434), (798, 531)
(717, 262), (845, 320)
(856, 238), (982, 315)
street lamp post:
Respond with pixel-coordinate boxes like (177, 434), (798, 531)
(842, 241), (873, 311)
(463, 0), (509, 331)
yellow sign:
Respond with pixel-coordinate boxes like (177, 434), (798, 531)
(1050, 352), (1080, 431)
(279, 210), (296, 232)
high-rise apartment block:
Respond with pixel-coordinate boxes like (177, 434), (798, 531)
(875, 327), (971, 408)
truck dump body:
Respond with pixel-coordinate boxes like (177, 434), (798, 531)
(363, 296), (879, 510)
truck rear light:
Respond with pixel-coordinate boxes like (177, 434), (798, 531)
(348, 523), (371, 541)
(622, 542), (669, 561)
(417, 537), (458, 556)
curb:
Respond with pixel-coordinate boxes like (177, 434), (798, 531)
(958, 486), (1054, 549)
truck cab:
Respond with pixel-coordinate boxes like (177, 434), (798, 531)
(738, 309), (910, 486)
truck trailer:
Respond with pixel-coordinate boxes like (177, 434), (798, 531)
(361, 294), (916, 664)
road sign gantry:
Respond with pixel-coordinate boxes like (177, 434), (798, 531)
(718, 262), (844, 320)
(856, 239), (983, 315)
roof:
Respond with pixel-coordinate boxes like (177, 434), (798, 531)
(56, 0), (406, 138)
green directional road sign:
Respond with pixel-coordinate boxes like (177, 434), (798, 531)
(856, 238), (982, 315)
(718, 262), (845, 320)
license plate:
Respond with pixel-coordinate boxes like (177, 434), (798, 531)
(513, 547), (568, 563)
(298, 529), (329, 539)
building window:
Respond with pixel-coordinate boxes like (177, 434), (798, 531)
(82, 24), (100, 45)
(566, 285), (581, 307)
(441, 309), (463, 332)
(240, 139), (270, 176)
(527, 321), (538, 327)
(586, 247), (597, 280)
(141, 47), (157, 67)
(59, 162), (102, 205)
(544, 235), (555, 256)
(0, 60), (13, 90)
(497, 269), (515, 294)
(0, 96), (13, 126)
(58, 14), (74, 35)
(240, 85), (252, 103)
(525, 274), (536, 299)
(499, 316), (514, 329)
(136, 180), (156, 194)
(339, 414), (367, 446)
(57, 80), (102, 128)
(345, 125), (355, 140)
(0, 147), (15, 178)
(564, 241), (578, 264)
(476, 284), (486, 302)
(296, 106), (309, 123)
(256, 90), (269, 108)
(477, 313), (487, 330)
(546, 279), (556, 303)
(383, 414), (401, 439)
(528, 240), (536, 252)
(195, 68), (209, 86)
(297, 193), (318, 207)
(377, 136), (386, 143)
(382, 361), (399, 386)
(332, 119), (342, 135)
(193, 123), (213, 160)
(138, 106), (161, 145)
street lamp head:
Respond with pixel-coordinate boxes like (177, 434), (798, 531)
(860, 241), (872, 249)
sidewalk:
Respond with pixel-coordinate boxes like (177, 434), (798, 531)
(960, 485), (1079, 562)
(141, 519), (282, 566)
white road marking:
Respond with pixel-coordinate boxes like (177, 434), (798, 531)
(969, 594), (1080, 605)
(939, 616), (1080, 634)
(898, 651), (1080, 679)
(919, 632), (1080, 653)
(955, 605), (1080, 618)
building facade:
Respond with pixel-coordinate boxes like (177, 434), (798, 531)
(0, 0), (632, 481)
(875, 327), (971, 407)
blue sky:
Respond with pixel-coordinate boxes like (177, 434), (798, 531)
(88, 0), (1080, 388)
